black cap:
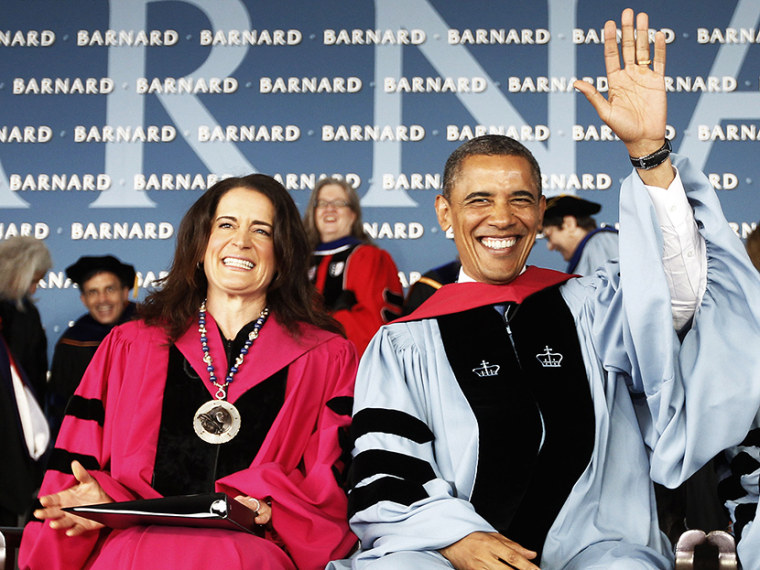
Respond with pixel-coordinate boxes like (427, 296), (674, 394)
(543, 195), (601, 223)
(66, 255), (136, 290)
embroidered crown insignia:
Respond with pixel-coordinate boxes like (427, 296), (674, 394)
(472, 360), (500, 378)
(536, 346), (563, 368)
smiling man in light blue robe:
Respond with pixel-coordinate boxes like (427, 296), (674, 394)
(329, 9), (760, 570)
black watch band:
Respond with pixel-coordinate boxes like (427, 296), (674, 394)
(629, 139), (672, 170)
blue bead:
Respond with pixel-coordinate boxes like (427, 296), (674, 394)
(207, 365), (214, 372)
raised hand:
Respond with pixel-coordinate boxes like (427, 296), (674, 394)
(574, 9), (667, 159)
(33, 460), (113, 536)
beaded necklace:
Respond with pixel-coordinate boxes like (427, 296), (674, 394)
(192, 299), (270, 444)
(198, 299), (270, 400)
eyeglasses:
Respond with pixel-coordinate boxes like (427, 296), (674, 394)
(315, 199), (350, 209)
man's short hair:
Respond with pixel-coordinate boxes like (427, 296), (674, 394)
(543, 214), (598, 232)
(442, 135), (542, 199)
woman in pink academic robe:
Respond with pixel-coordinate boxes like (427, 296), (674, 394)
(20, 175), (358, 570)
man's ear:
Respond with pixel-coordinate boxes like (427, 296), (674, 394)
(435, 194), (452, 232)
(562, 215), (578, 230)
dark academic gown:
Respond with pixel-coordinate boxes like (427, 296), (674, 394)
(47, 302), (136, 437)
(0, 336), (43, 523)
(0, 297), (48, 401)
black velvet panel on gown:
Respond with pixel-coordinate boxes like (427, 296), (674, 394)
(311, 243), (360, 310)
(152, 321), (286, 496)
(437, 285), (595, 559)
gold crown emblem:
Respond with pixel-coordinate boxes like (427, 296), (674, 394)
(536, 346), (562, 368)
(473, 360), (500, 377)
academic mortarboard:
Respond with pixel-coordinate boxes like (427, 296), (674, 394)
(66, 255), (136, 290)
(543, 195), (602, 222)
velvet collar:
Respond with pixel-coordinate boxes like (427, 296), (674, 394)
(396, 266), (574, 323)
(174, 312), (334, 402)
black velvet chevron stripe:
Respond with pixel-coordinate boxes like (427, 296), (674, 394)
(734, 502), (757, 540)
(350, 449), (436, 488)
(348, 475), (427, 518)
(718, 451), (760, 501)
(718, 474), (747, 502)
(327, 395), (353, 416)
(29, 498), (45, 522)
(381, 308), (399, 322)
(384, 290), (404, 308)
(351, 408), (434, 443)
(732, 451), (760, 476)
(335, 426), (353, 490)
(47, 448), (101, 473)
(739, 428), (760, 448)
(64, 395), (105, 425)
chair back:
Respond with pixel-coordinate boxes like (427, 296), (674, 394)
(675, 529), (739, 570)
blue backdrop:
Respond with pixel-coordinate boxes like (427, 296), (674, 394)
(1, 0), (758, 359)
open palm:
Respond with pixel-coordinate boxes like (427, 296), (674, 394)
(35, 460), (113, 536)
(575, 9), (667, 157)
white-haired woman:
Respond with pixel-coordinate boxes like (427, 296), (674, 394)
(0, 236), (52, 525)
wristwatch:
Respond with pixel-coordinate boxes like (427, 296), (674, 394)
(629, 139), (672, 170)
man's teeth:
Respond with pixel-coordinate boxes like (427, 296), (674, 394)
(482, 237), (516, 250)
(223, 258), (254, 269)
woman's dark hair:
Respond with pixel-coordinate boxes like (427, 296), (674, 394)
(303, 177), (369, 249)
(140, 174), (342, 341)
(747, 221), (760, 272)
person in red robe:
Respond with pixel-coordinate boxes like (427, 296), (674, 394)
(304, 177), (403, 355)
(20, 175), (358, 570)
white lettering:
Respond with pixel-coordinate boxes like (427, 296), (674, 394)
(197, 125), (300, 142)
(324, 29), (426, 45)
(77, 29), (178, 46)
(384, 76), (487, 93)
(448, 28), (550, 45)
(0, 30), (55, 46)
(322, 125), (425, 142)
(71, 222), (174, 240)
(362, 222), (425, 240)
(0, 223), (50, 240)
(136, 77), (238, 94)
(697, 28), (760, 44)
(73, 125), (176, 143)
(0, 126), (53, 143)
(259, 76), (362, 93)
(200, 29), (302, 46)
(10, 174), (111, 191)
(446, 125), (549, 141)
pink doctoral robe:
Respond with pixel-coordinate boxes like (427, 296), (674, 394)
(20, 314), (358, 570)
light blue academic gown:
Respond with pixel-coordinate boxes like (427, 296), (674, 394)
(328, 156), (760, 570)
(572, 229), (619, 276)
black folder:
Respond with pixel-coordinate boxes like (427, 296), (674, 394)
(64, 492), (262, 535)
